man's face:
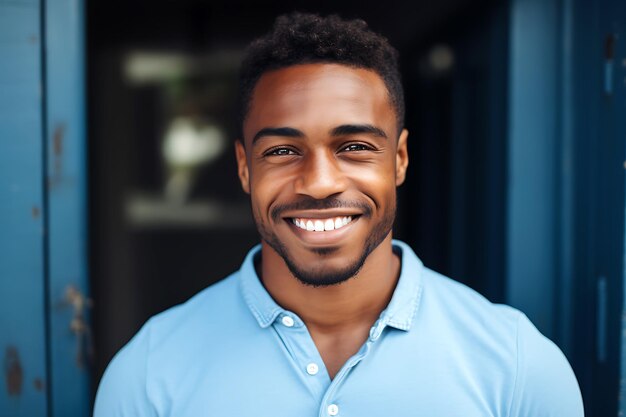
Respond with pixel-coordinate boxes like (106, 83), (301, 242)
(236, 63), (408, 286)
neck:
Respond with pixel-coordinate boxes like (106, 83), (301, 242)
(260, 234), (400, 333)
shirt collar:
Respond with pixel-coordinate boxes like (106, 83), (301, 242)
(238, 244), (285, 328)
(238, 239), (424, 331)
(379, 240), (424, 331)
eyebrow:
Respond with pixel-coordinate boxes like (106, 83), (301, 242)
(252, 127), (304, 144)
(330, 124), (388, 139)
(251, 123), (388, 145)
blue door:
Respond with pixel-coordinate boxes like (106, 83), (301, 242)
(507, 0), (626, 415)
(0, 0), (89, 415)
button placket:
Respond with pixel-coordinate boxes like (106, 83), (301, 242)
(272, 313), (331, 401)
(317, 336), (375, 417)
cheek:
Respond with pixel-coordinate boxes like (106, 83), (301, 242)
(249, 172), (287, 219)
(250, 200), (264, 223)
(350, 166), (398, 204)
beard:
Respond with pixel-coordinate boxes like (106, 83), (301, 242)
(254, 196), (396, 287)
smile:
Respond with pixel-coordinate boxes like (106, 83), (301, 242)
(291, 216), (354, 232)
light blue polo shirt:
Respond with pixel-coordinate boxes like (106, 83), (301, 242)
(94, 240), (583, 417)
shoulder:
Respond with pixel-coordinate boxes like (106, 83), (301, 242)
(147, 273), (243, 344)
(94, 272), (244, 416)
(420, 267), (521, 340)
(419, 268), (583, 416)
(93, 321), (156, 417)
(394, 239), (521, 335)
(508, 314), (584, 416)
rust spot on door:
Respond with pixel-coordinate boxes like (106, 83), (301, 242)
(32, 206), (40, 219)
(4, 346), (23, 396)
(53, 125), (65, 157)
(49, 124), (66, 187)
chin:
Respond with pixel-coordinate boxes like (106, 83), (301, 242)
(272, 241), (369, 287)
(286, 261), (365, 287)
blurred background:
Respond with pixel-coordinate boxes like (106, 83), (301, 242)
(1, 0), (625, 416)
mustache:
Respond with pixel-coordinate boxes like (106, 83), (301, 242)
(271, 197), (372, 221)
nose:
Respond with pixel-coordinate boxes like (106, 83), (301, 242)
(293, 150), (348, 199)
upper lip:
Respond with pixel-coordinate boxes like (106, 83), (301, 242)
(281, 209), (362, 219)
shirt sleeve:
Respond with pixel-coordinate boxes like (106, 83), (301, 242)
(93, 322), (158, 417)
(508, 313), (584, 417)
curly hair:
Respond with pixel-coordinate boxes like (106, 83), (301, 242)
(236, 12), (405, 139)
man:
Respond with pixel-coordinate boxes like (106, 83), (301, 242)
(94, 12), (584, 416)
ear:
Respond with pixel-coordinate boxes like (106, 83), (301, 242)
(235, 140), (250, 194)
(395, 129), (409, 186)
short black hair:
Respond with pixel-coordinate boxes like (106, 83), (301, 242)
(236, 12), (405, 139)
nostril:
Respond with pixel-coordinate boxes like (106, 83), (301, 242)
(295, 165), (348, 198)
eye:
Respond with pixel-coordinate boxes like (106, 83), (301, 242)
(264, 147), (298, 157)
(341, 143), (373, 152)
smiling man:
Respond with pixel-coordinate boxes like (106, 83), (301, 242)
(94, 13), (584, 417)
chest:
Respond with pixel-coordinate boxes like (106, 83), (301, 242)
(148, 327), (511, 417)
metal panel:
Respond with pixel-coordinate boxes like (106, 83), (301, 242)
(621, 152), (626, 413)
(43, 0), (90, 415)
(556, 0), (575, 358)
(506, 0), (560, 337)
(585, 2), (626, 415)
(609, 1), (626, 415)
(0, 2), (48, 417)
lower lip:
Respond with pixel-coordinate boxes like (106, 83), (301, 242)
(286, 217), (359, 246)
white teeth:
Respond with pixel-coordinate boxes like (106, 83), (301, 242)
(292, 216), (354, 232)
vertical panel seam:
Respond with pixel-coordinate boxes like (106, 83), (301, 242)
(39, 0), (52, 415)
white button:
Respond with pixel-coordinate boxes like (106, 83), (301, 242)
(306, 363), (319, 375)
(281, 316), (294, 327)
(327, 404), (339, 416)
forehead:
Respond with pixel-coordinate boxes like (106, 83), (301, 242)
(244, 64), (396, 143)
